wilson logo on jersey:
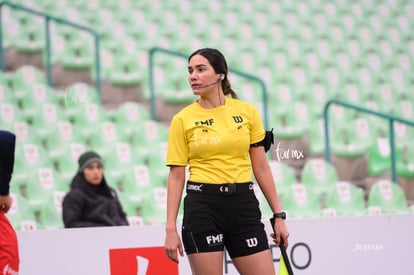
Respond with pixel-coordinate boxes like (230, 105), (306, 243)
(232, 116), (243, 123)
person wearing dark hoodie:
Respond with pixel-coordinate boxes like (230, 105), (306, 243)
(0, 130), (19, 274)
(62, 151), (129, 228)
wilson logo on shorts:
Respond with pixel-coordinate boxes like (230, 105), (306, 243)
(246, 238), (258, 248)
(109, 246), (178, 275)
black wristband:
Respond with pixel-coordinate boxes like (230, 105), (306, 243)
(273, 212), (286, 220)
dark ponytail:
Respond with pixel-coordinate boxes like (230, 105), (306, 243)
(189, 48), (238, 99)
(222, 76), (238, 99)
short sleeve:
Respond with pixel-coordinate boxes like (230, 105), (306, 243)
(249, 104), (265, 145)
(166, 114), (188, 166)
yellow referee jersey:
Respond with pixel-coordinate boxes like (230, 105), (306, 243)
(166, 98), (265, 184)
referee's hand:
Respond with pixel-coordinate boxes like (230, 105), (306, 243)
(271, 218), (289, 249)
(165, 229), (184, 263)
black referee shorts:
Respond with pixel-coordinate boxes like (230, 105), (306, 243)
(181, 182), (269, 258)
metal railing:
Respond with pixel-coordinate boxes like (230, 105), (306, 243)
(148, 47), (269, 129)
(323, 99), (414, 183)
(0, 1), (102, 99)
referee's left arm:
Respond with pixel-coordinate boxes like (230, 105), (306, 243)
(249, 146), (282, 213)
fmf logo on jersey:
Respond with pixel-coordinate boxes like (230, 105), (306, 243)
(109, 246), (178, 275)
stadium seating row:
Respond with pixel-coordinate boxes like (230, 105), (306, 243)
(7, 158), (411, 231)
(2, 0), (414, 229)
(3, 1), (414, 105)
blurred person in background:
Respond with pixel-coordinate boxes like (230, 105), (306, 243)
(62, 151), (128, 228)
(164, 48), (289, 274)
(0, 130), (19, 274)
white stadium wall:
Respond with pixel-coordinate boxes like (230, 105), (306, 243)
(17, 214), (413, 275)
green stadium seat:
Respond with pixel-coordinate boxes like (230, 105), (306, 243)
(396, 145), (414, 179)
(300, 158), (339, 198)
(367, 180), (410, 214)
(147, 141), (169, 187)
(132, 120), (169, 160)
(364, 49), (385, 82)
(54, 143), (87, 187)
(324, 181), (366, 216)
(118, 191), (143, 219)
(18, 83), (59, 118)
(354, 66), (378, 94)
(82, 8), (119, 38)
(12, 121), (38, 144)
(308, 117), (332, 157)
(268, 160), (297, 195)
(300, 48), (323, 81)
(61, 39), (94, 70)
(288, 63), (311, 96)
(119, 165), (153, 206)
(30, 102), (64, 139)
(114, 101), (151, 123)
(44, 121), (86, 160)
(269, 108), (307, 140)
(327, 101), (356, 127)
(388, 66), (410, 92)
(70, 102), (107, 140)
(395, 99), (413, 120)
(305, 79), (333, 118)
(398, 88), (413, 105)
(88, 121), (125, 157)
(161, 78), (196, 105)
(141, 187), (167, 225)
(314, 36), (336, 65)
(0, 103), (23, 130)
(113, 101), (151, 142)
(64, 82), (101, 107)
(394, 121), (414, 149)
(103, 142), (145, 184)
(90, 48), (114, 80)
(14, 143), (52, 173)
(360, 99), (389, 135)
(235, 80), (263, 107)
(127, 216), (145, 227)
(14, 22), (44, 54)
(2, 8), (20, 49)
(268, 78), (297, 116)
(6, 193), (38, 231)
(367, 137), (402, 177)
(42, 30), (66, 65)
(38, 191), (65, 230)
(332, 45), (353, 75)
(24, 167), (58, 213)
(281, 183), (322, 218)
(331, 117), (375, 159)
(11, 66), (47, 100)
(108, 53), (143, 87)
(373, 81), (396, 107)
(0, 75), (15, 104)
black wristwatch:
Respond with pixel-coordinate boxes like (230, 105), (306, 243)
(273, 212), (286, 220)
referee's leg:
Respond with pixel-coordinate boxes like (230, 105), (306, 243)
(187, 251), (224, 275)
(232, 249), (275, 275)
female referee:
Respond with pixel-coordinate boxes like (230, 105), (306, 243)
(164, 48), (289, 274)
